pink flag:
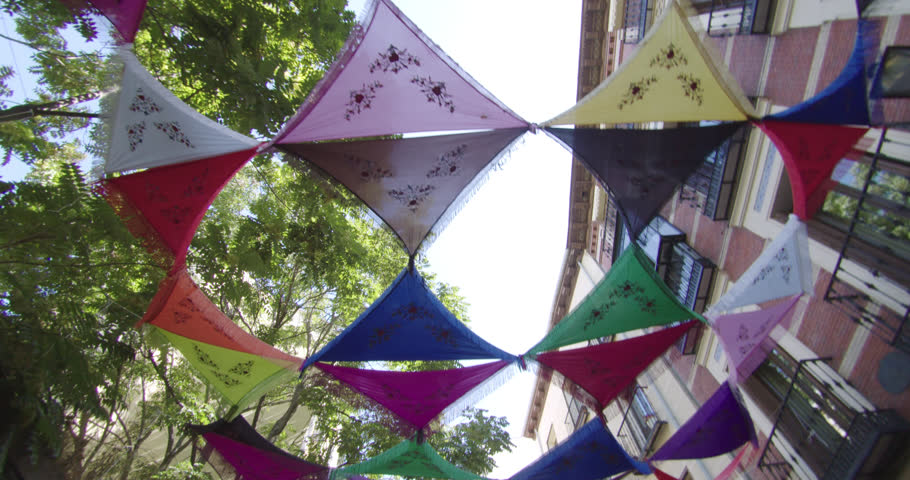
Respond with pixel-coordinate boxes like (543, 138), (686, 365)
(713, 295), (801, 381)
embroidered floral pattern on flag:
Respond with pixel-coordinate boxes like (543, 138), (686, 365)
(272, 0), (526, 143)
(706, 215), (814, 317)
(388, 184), (436, 211)
(315, 361), (509, 429)
(618, 76), (659, 110)
(528, 246), (704, 355)
(302, 267), (516, 369)
(370, 44), (421, 73)
(281, 128), (525, 254)
(546, 123), (743, 238)
(545, 2), (753, 125)
(535, 322), (696, 408)
(331, 438), (485, 480)
(129, 88), (159, 115)
(714, 295), (801, 381)
(153, 121), (195, 148)
(154, 327), (298, 410)
(97, 148), (257, 269)
(509, 419), (650, 480)
(649, 382), (758, 461)
(190, 417), (329, 480)
(105, 49), (259, 173)
(757, 121), (869, 219)
(137, 268), (303, 368)
(427, 145), (467, 178)
(411, 76), (455, 112)
(345, 81), (384, 120)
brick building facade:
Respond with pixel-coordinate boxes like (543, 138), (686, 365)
(524, 1), (910, 479)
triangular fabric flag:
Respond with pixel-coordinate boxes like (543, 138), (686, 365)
(649, 382), (757, 461)
(153, 327), (298, 411)
(331, 438), (485, 480)
(86, 0), (147, 43)
(281, 128), (525, 254)
(767, 20), (874, 126)
(105, 49), (260, 173)
(138, 268), (303, 367)
(509, 419), (651, 480)
(98, 148), (256, 269)
(272, 0), (527, 143)
(756, 120), (868, 219)
(705, 215), (813, 316)
(544, 2), (753, 125)
(653, 468), (681, 480)
(314, 361), (511, 429)
(528, 245), (704, 355)
(546, 123), (743, 238)
(302, 268), (516, 369)
(713, 295), (801, 381)
(713, 446), (750, 480)
(534, 321), (696, 408)
(190, 417), (329, 480)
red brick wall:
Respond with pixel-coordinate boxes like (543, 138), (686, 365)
(729, 35), (769, 96)
(692, 215), (727, 265)
(849, 337), (910, 419)
(690, 364), (721, 403)
(815, 20), (858, 91)
(795, 270), (857, 364)
(721, 227), (765, 281)
(764, 27), (819, 106)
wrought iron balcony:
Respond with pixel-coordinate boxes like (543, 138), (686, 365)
(680, 125), (749, 221)
(623, 0), (650, 44)
(755, 354), (910, 480)
(820, 128), (910, 354)
(616, 386), (665, 459)
(691, 0), (774, 36)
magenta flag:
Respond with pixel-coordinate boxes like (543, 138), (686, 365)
(315, 361), (510, 429)
(534, 322), (696, 408)
(272, 0), (527, 143)
(87, 0), (147, 43)
(713, 295), (801, 381)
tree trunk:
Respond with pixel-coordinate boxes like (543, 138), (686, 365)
(267, 381), (307, 440)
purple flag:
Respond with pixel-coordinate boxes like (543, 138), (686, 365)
(649, 382), (757, 461)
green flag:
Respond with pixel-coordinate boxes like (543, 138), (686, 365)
(528, 245), (705, 355)
(332, 438), (485, 480)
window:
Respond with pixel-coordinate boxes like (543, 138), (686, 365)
(690, 0), (775, 36)
(617, 387), (664, 459)
(623, 0), (651, 44)
(546, 425), (558, 451)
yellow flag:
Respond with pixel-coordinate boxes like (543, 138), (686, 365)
(545, 3), (754, 125)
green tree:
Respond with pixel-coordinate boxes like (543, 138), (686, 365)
(0, 1), (516, 478)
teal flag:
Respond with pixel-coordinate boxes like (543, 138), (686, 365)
(331, 438), (485, 480)
(528, 245), (705, 355)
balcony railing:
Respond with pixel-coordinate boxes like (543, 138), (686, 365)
(623, 0), (650, 44)
(680, 125), (749, 220)
(699, 0), (774, 37)
(663, 242), (716, 314)
(822, 128), (910, 354)
(616, 387), (665, 459)
(756, 355), (910, 480)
